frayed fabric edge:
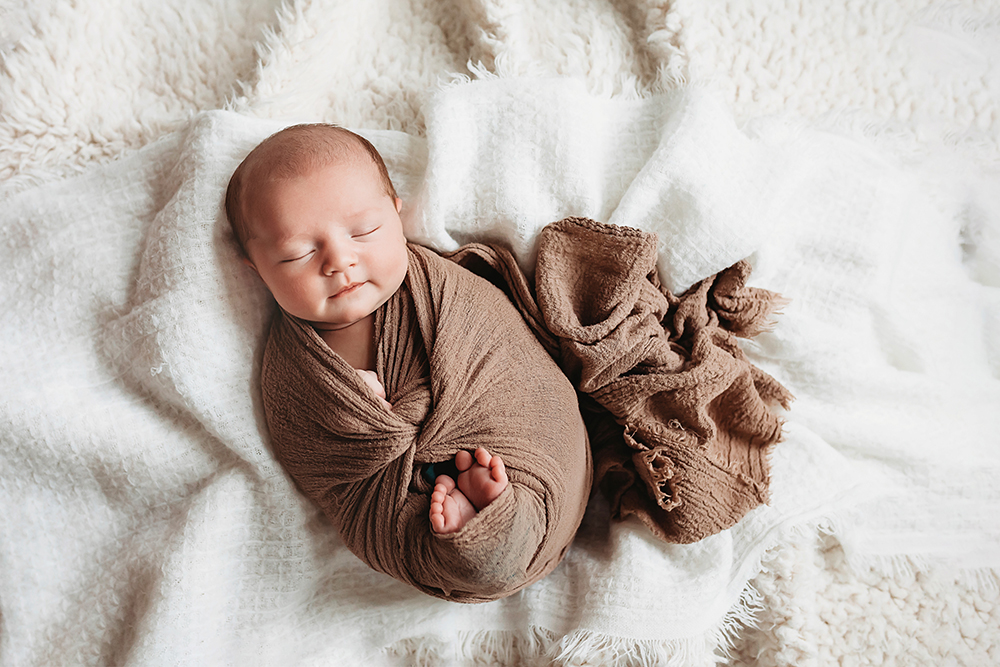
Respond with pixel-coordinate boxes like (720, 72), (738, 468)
(790, 514), (1000, 596)
(383, 584), (766, 667)
(387, 626), (725, 667)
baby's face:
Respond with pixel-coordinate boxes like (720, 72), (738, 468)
(243, 159), (408, 332)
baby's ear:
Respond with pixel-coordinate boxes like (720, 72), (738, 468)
(395, 197), (402, 213)
(243, 257), (260, 276)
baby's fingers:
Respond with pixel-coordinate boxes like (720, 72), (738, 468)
(355, 369), (392, 410)
(356, 369), (387, 398)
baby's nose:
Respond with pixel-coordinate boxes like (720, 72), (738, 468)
(321, 244), (357, 274)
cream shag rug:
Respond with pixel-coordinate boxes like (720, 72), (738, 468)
(2, 0), (998, 665)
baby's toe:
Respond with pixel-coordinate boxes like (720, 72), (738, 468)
(489, 455), (507, 482)
(473, 447), (493, 467)
(434, 476), (456, 494)
(455, 450), (474, 472)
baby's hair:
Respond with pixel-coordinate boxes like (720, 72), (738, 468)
(225, 123), (398, 256)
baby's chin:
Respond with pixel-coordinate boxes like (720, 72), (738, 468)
(312, 312), (372, 331)
(315, 302), (382, 331)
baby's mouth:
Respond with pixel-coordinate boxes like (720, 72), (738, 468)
(331, 282), (363, 298)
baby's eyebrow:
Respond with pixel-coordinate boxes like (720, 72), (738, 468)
(343, 206), (379, 220)
(273, 235), (309, 246)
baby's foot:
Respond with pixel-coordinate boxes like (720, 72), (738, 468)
(455, 448), (508, 511)
(429, 475), (477, 534)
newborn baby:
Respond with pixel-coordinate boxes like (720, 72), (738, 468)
(227, 124), (508, 534)
(226, 124), (591, 601)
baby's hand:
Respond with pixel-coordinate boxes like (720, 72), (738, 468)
(356, 369), (392, 411)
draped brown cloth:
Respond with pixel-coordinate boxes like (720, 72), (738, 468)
(261, 242), (592, 603)
(447, 217), (793, 544)
(261, 217), (792, 603)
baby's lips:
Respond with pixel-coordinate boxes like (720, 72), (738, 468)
(331, 281), (364, 298)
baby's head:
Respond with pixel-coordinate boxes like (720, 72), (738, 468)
(226, 124), (408, 333)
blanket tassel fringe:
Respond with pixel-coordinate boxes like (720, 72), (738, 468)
(386, 586), (765, 666)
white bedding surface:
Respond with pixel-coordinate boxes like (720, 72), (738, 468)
(2, 1), (998, 665)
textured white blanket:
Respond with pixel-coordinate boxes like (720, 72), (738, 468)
(2, 1), (999, 665)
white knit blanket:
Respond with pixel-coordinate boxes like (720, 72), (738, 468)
(2, 1), (999, 665)
(3, 77), (998, 665)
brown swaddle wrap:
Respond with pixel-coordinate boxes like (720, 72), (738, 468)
(261, 242), (592, 603)
(261, 217), (792, 603)
(448, 217), (793, 544)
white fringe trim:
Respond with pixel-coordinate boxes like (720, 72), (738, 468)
(387, 626), (724, 667)
(784, 512), (1000, 598)
(385, 575), (769, 666)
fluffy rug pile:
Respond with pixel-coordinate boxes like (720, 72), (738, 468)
(2, 1), (998, 665)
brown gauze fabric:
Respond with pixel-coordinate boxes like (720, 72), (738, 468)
(261, 217), (792, 603)
(451, 218), (793, 544)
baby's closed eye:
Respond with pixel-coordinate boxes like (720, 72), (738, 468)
(352, 225), (380, 238)
(281, 250), (314, 262)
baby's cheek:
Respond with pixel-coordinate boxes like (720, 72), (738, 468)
(386, 243), (409, 284)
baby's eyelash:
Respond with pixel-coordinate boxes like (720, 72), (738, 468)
(354, 226), (379, 238)
(281, 250), (314, 263)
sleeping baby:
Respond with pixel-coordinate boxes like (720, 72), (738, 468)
(225, 124), (592, 602)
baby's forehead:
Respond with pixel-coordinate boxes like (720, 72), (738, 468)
(249, 140), (373, 189)
(243, 155), (380, 225)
